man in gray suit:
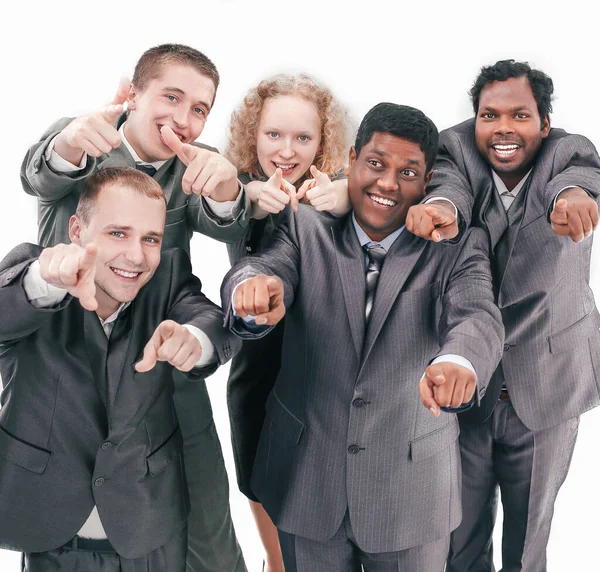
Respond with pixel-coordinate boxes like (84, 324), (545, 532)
(0, 166), (239, 571)
(408, 60), (600, 571)
(19, 44), (249, 571)
(221, 103), (505, 571)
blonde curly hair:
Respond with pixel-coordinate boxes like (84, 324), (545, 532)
(226, 74), (352, 181)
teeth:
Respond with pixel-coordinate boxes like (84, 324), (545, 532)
(493, 144), (518, 150)
(275, 164), (295, 170)
(370, 195), (396, 207)
(112, 268), (140, 278)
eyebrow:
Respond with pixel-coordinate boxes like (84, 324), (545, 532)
(104, 225), (164, 239)
(480, 105), (533, 113)
(161, 87), (212, 112)
(371, 149), (420, 166)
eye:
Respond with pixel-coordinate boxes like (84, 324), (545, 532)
(402, 169), (417, 177)
(267, 131), (279, 139)
(193, 107), (205, 116)
(110, 231), (125, 238)
(298, 135), (310, 142)
(143, 237), (160, 244)
(480, 112), (496, 119)
(367, 159), (383, 168)
(166, 94), (178, 103)
(515, 113), (529, 119)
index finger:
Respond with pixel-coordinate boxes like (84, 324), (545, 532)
(282, 179), (298, 212)
(419, 377), (440, 417)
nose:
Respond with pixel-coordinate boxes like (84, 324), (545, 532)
(172, 106), (189, 130)
(377, 170), (399, 192)
(125, 241), (145, 266)
(278, 138), (295, 160)
(494, 114), (515, 135)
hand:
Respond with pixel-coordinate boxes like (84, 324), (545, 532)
(38, 243), (98, 311)
(550, 188), (599, 243)
(406, 201), (458, 242)
(160, 125), (239, 201)
(253, 168), (298, 214)
(419, 362), (476, 417)
(54, 78), (130, 165)
(297, 166), (350, 214)
(233, 275), (285, 326)
(135, 320), (202, 373)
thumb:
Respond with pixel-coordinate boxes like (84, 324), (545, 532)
(109, 76), (131, 106)
(425, 363), (446, 386)
(423, 204), (454, 225)
(310, 164), (329, 184)
(552, 198), (568, 221)
(266, 276), (283, 298)
(160, 126), (196, 165)
(100, 104), (124, 125)
(76, 244), (98, 312)
(274, 167), (283, 186)
(79, 243), (97, 271)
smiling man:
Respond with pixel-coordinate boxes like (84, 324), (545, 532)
(19, 44), (250, 572)
(220, 103), (504, 571)
(0, 167), (239, 571)
(409, 60), (600, 572)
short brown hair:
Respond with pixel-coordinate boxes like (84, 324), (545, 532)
(76, 167), (166, 224)
(132, 43), (220, 97)
(226, 74), (352, 181)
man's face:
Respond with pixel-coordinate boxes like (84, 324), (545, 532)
(346, 132), (431, 242)
(256, 95), (322, 184)
(125, 63), (216, 163)
(475, 76), (550, 189)
(70, 184), (166, 318)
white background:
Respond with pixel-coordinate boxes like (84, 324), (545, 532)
(1, 1), (599, 570)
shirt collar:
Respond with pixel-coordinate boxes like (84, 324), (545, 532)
(351, 212), (405, 252)
(98, 301), (131, 327)
(119, 123), (167, 171)
(492, 168), (533, 198)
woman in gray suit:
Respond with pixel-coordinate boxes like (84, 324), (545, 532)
(224, 73), (352, 572)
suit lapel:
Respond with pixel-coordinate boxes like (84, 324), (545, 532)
(482, 180), (509, 249)
(360, 231), (427, 368)
(332, 219), (366, 359)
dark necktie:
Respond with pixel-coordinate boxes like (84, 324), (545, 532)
(135, 163), (157, 177)
(363, 242), (386, 323)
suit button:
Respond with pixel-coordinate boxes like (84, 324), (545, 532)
(94, 477), (105, 487)
(352, 398), (366, 408)
(503, 344), (511, 351)
(245, 246), (253, 253)
(100, 442), (112, 450)
(348, 445), (360, 455)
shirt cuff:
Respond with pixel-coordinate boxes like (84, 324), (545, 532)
(24, 260), (69, 308)
(203, 182), (244, 220)
(424, 197), (458, 219)
(431, 354), (476, 378)
(44, 134), (88, 172)
(182, 324), (216, 367)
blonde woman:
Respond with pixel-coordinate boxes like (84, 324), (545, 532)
(225, 74), (352, 572)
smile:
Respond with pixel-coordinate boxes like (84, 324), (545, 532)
(368, 194), (397, 208)
(491, 144), (519, 157)
(111, 267), (142, 279)
(273, 162), (297, 172)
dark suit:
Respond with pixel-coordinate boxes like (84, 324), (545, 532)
(426, 119), (600, 571)
(19, 115), (249, 571)
(221, 205), (504, 570)
(0, 244), (239, 570)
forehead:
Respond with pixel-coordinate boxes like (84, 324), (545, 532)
(89, 185), (166, 230)
(478, 76), (538, 111)
(259, 96), (321, 132)
(146, 63), (216, 104)
(359, 132), (426, 166)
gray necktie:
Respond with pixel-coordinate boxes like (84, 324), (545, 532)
(363, 243), (386, 323)
(136, 163), (157, 177)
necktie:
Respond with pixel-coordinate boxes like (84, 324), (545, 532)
(363, 243), (386, 323)
(135, 163), (157, 177)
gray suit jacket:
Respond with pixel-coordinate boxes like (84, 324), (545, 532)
(221, 206), (504, 552)
(0, 244), (239, 559)
(20, 115), (251, 253)
(426, 119), (600, 430)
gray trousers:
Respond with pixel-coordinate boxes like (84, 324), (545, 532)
(278, 511), (449, 571)
(23, 526), (187, 572)
(447, 399), (579, 572)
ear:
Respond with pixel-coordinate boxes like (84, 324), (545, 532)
(69, 215), (83, 245)
(424, 170), (433, 186)
(127, 83), (138, 111)
(344, 147), (357, 177)
(541, 114), (551, 138)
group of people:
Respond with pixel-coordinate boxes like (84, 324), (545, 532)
(0, 43), (598, 572)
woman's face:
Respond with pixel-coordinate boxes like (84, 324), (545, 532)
(256, 95), (322, 184)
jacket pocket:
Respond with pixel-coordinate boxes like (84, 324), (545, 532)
(265, 392), (305, 447)
(146, 425), (182, 476)
(0, 425), (51, 474)
(548, 310), (600, 354)
(410, 417), (459, 462)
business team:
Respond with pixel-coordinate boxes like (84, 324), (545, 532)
(0, 44), (597, 572)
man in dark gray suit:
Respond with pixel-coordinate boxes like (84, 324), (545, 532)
(408, 60), (600, 572)
(221, 103), (505, 571)
(0, 166), (239, 571)
(19, 44), (249, 572)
